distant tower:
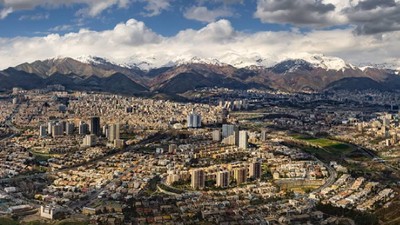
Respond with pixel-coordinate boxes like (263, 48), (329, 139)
(108, 123), (120, 142)
(249, 160), (262, 179)
(222, 124), (238, 138)
(52, 123), (63, 138)
(47, 121), (54, 135)
(83, 134), (96, 147)
(216, 171), (229, 188)
(260, 129), (267, 142)
(191, 169), (205, 190)
(239, 130), (248, 150)
(212, 130), (222, 142)
(65, 122), (75, 135)
(233, 167), (247, 185)
(79, 122), (89, 135)
(187, 111), (201, 128)
(39, 125), (47, 138)
(90, 117), (101, 136)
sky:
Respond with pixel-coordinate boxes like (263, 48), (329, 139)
(0, 0), (400, 69)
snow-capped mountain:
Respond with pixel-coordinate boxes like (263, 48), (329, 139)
(6, 53), (400, 94)
(70, 53), (400, 75)
(359, 63), (399, 71)
(271, 59), (313, 74)
(75, 55), (115, 66)
(281, 53), (357, 72)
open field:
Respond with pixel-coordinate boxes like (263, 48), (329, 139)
(289, 135), (354, 162)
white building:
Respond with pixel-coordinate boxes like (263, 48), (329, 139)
(239, 130), (248, 150)
(82, 134), (96, 147)
(187, 111), (202, 128)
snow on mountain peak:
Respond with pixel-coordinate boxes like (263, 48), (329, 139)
(173, 56), (226, 66)
(287, 53), (354, 71)
(64, 53), (400, 74)
(75, 55), (114, 65)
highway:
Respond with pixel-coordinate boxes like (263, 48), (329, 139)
(280, 136), (338, 194)
(311, 155), (337, 194)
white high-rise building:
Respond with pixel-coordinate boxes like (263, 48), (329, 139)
(187, 111), (202, 128)
(47, 121), (54, 135)
(239, 130), (248, 150)
(212, 130), (221, 142)
(222, 124), (238, 138)
(82, 134), (96, 147)
(108, 123), (120, 142)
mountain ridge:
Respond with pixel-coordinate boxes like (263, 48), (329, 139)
(2, 55), (399, 95)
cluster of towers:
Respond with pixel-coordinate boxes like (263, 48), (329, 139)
(190, 160), (262, 190)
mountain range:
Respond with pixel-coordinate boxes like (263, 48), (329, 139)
(0, 55), (399, 95)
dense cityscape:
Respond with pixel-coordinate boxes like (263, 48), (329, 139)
(1, 0), (400, 224)
(0, 86), (399, 225)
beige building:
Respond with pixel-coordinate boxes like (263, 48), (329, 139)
(191, 169), (205, 190)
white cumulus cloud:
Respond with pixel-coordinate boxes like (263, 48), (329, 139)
(0, 18), (399, 69)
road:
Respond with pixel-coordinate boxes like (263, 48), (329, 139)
(332, 137), (400, 172)
(280, 136), (338, 194)
(311, 155), (337, 194)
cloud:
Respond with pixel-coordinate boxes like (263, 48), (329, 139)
(184, 6), (234, 23)
(0, 7), (12, 19)
(0, 18), (399, 70)
(0, 0), (130, 18)
(135, 0), (172, 17)
(197, 0), (244, 5)
(49, 24), (75, 32)
(19, 13), (49, 21)
(253, 0), (400, 35)
(254, 0), (344, 27)
(346, 0), (400, 35)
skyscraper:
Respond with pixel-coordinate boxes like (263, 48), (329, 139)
(222, 124), (239, 138)
(52, 123), (63, 138)
(79, 121), (89, 135)
(108, 123), (120, 142)
(249, 161), (262, 179)
(47, 121), (54, 135)
(239, 130), (248, 150)
(233, 167), (247, 185)
(90, 117), (101, 136)
(187, 111), (201, 128)
(82, 134), (96, 147)
(212, 130), (221, 142)
(216, 171), (229, 188)
(39, 125), (47, 138)
(191, 169), (205, 190)
(65, 122), (75, 135)
(260, 129), (267, 142)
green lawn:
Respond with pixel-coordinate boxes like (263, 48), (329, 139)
(291, 135), (354, 162)
(295, 136), (351, 151)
